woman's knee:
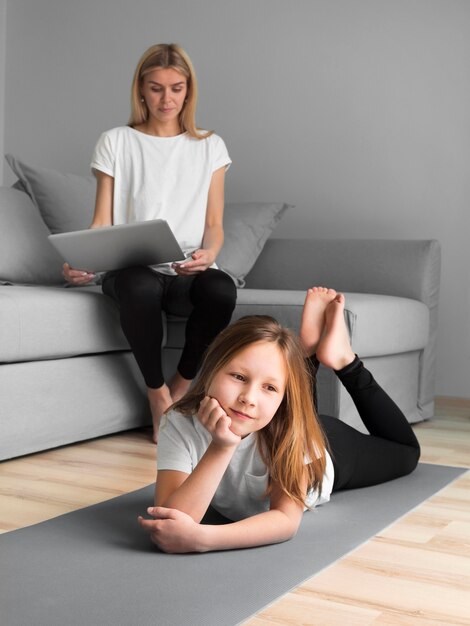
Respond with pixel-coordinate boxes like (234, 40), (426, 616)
(191, 269), (237, 310)
(114, 267), (162, 303)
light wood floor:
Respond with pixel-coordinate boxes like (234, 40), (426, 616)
(1, 398), (469, 625)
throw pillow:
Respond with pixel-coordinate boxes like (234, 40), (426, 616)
(0, 187), (64, 284)
(217, 202), (291, 287)
(5, 154), (95, 233)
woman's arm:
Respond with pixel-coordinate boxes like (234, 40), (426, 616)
(90, 170), (114, 228)
(172, 166), (226, 275)
(62, 170), (114, 284)
(140, 480), (305, 553)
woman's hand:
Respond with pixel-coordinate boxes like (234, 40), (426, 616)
(197, 396), (241, 448)
(138, 507), (208, 553)
(62, 262), (95, 285)
(171, 248), (215, 275)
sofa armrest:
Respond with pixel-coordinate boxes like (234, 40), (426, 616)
(244, 238), (441, 309)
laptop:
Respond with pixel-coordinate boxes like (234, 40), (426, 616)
(48, 219), (186, 273)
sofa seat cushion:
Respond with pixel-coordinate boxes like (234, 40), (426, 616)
(0, 285), (130, 363)
(166, 290), (429, 358)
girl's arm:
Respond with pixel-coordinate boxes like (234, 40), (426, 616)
(63, 170), (114, 284)
(140, 479), (305, 553)
(173, 166), (226, 275)
(154, 397), (241, 523)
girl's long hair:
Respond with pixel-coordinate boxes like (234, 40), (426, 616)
(128, 43), (211, 139)
(173, 316), (328, 507)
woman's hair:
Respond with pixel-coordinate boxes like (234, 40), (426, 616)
(128, 43), (211, 139)
(174, 316), (328, 507)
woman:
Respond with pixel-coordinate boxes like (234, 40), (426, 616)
(63, 44), (237, 441)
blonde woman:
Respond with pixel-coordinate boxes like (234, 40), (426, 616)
(63, 44), (237, 442)
(139, 288), (420, 553)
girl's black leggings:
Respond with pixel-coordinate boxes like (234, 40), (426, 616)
(102, 266), (237, 389)
(312, 356), (421, 491)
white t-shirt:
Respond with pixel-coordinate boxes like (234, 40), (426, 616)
(157, 410), (335, 522)
(90, 126), (231, 274)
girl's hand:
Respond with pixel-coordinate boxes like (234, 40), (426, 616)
(171, 249), (214, 275)
(197, 396), (241, 448)
(62, 262), (95, 285)
(138, 507), (207, 553)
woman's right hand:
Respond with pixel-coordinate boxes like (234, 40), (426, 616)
(197, 396), (241, 448)
(62, 262), (96, 285)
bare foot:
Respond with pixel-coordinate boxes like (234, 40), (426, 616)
(299, 287), (337, 356)
(316, 293), (355, 370)
(147, 385), (173, 443)
(169, 371), (192, 404)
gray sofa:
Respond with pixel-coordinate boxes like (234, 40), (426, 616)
(0, 184), (440, 460)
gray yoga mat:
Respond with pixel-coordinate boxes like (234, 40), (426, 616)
(0, 463), (465, 626)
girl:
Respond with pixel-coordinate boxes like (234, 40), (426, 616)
(138, 287), (421, 553)
(63, 43), (237, 441)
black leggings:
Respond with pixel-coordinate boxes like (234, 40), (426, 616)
(102, 266), (237, 389)
(312, 356), (421, 491)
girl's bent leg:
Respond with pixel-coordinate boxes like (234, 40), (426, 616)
(320, 357), (420, 491)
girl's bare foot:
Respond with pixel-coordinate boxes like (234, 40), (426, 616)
(147, 385), (173, 443)
(299, 287), (337, 356)
(316, 293), (355, 370)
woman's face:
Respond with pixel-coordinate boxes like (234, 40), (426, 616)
(207, 341), (287, 438)
(140, 67), (188, 129)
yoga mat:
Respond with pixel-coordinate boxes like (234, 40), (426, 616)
(0, 463), (465, 626)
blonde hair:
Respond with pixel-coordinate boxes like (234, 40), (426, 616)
(174, 316), (328, 507)
(128, 43), (211, 139)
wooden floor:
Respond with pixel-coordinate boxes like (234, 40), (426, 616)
(1, 398), (469, 625)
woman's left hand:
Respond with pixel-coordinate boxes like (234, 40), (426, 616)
(171, 249), (214, 275)
(138, 506), (207, 553)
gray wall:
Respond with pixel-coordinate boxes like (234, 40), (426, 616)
(2, 0), (469, 398)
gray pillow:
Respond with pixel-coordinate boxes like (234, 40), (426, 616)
(0, 187), (64, 285)
(5, 154), (95, 233)
(218, 202), (291, 287)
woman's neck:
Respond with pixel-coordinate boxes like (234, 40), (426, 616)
(138, 120), (182, 138)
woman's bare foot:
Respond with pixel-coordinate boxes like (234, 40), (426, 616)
(169, 371), (192, 404)
(316, 293), (355, 370)
(147, 385), (173, 443)
(299, 287), (337, 356)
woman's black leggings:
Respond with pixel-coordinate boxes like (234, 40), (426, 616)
(312, 356), (421, 491)
(102, 266), (237, 389)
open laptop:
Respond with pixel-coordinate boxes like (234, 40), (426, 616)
(48, 219), (185, 273)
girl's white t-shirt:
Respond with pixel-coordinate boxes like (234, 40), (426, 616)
(90, 126), (231, 273)
(157, 410), (335, 522)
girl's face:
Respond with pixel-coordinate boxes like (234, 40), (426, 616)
(140, 67), (188, 129)
(207, 341), (287, 438)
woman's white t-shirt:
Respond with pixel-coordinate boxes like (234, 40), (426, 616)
(90, 126), (231, 273)
(157, 410), (335, 522)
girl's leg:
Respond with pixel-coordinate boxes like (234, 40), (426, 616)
(166, 269), (237, 384)
(314, 294), (420, 490)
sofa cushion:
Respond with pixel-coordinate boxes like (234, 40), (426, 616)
(0, 284), (429, 364)
(217, 202), (291, 287)
(166, 290), (430, 357)
(5, 155), (96, 233)
(0, 187), (64, 285)
(0, 285), (130, 362)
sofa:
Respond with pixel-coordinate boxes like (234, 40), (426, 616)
(0, 159), (441, 460)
